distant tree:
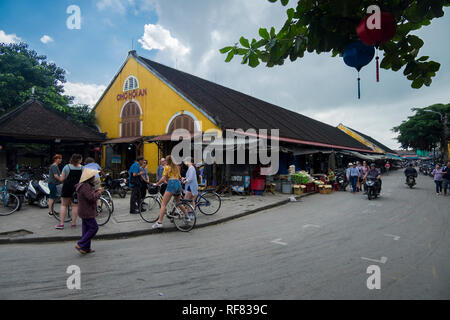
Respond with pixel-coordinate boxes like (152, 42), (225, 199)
(221, 0), (449, 89)
(393, 103), (450, 159)
(0, 43), (95, 128)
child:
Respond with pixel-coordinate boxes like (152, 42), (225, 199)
(75, 168), (103, 255)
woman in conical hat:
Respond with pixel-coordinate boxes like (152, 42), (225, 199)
(75, 168), (103, 255)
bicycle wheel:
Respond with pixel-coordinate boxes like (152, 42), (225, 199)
(197, 191), (222, 215)
(0, 192), (20, 216)
(172, 202), (196, 232)
(102, 190), (114, 213)
(96, 197), (112, 226)
(139, 196), (161, 223)
(52, 201), (72, 223)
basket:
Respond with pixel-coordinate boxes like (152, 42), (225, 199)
(147, 185), (159, 195)
(293, 185), (304, 196)
(319, 185), (332, 194)
(6, 180), (18, 192)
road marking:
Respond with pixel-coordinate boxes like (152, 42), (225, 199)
(302, 224), (321, 229)
(384, 234), (401, 241)
(271, 238), (287, 246)
(361, 256), (388, 264)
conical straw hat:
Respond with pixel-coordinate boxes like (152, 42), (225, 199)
(79, 168), (99, 183)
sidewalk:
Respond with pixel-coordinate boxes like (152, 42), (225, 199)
(0, 192), (316, 244)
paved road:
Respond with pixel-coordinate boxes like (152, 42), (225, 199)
(0, 170), (448, 299)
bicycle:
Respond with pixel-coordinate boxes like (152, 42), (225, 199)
(139, 185), (196, 232)
(52, 193), (113, 227)
(101, 189), (115, 213)
(0, 179), (21, 216)
(185, 187), (222, 216)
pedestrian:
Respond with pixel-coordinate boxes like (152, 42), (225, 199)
(346, 162), (360, 193)
(140, 160), (150, 200)
(182, 157), (198, 220)
(48, 154), (63, 217)
(157, 158), (166, 181)
(432, 164), (444, 195)
(356, 161), (362, 192)
(442, 161), (450, 196)
(84, 157), (102, 191)
(327, 168), (335, 187)
(152, 155), (188, 229)
(360, 161), (370, 194)
(75, 168), (103, 255)
(129, 156), (145, 214)
(385, 161), (391, 174)
(57, 154), (83, 229)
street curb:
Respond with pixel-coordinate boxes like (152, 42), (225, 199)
(0, 192), (317, 245)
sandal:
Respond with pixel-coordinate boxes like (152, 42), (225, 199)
(75, 245), (87, 255)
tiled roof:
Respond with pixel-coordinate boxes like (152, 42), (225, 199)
(138, 56), (373, 152)
(0, 99), (106, 142)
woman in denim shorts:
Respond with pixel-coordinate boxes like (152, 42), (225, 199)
(152, 155), (186, 229)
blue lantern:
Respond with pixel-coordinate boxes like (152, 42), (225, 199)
(343, 41), (375, 99)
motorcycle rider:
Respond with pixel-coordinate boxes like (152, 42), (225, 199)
(364, 163), (382, 195)
(404, 163), (418, 184)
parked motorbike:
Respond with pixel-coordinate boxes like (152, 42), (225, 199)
(9, 175), (28, 210)
(103, 172), (127, 198)
(335, 170), (348, 191)
(406, 175), (416, 189)
(26, 174), (50, 208)
(365, 177), (380, 200)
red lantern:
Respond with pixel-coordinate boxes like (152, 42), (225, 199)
(93, 147), (100, 152)
(357, 12), (397, 82)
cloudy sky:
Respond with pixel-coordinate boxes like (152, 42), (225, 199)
(1, 0), (449, 149)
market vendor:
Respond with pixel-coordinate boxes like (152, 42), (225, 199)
(327, 168), (335, 186)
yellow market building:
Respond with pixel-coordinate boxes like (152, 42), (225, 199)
(94, 51), (376, 179)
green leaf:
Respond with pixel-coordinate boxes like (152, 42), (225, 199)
(219, 46), (233, 54)
(259, 28), (270, 40)
(417, 56), (429, 62)
(225, 51), (235, 63)
(239, 37), (250, 48)
(286, 8), (295, 20)
(280, 0), (289, 6)
(249, 52), (260, 68)
(411, 78), (424, 89)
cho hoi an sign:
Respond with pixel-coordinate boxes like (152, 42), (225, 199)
(117, 89), (147, 101)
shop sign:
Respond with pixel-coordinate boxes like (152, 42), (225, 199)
(117, 89), (147, 101)
(111, 155), (122, 164)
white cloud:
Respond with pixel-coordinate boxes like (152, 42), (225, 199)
(40, 35), (54, 44)
(0, 30), (21, 44)
(138, 24), (190, 63)
(64, 82), (107, 107)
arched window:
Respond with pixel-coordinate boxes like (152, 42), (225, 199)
(121, 102), (141, 137)
(168, 114), (195, 134)
(123, 76), (139, 92)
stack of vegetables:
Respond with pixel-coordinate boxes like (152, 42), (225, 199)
(291, 171), (311, 185)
